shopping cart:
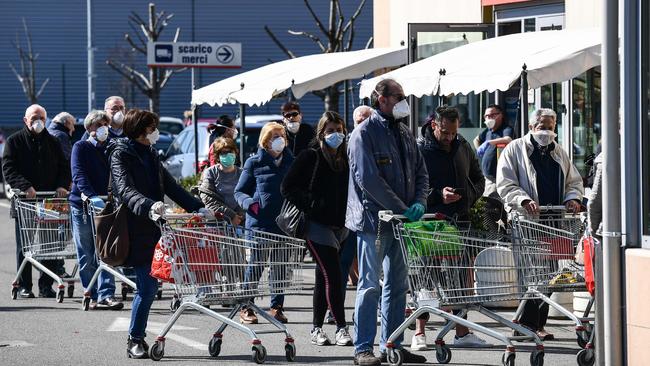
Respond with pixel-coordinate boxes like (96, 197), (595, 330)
(575, 227), (598, 366)
(509, 206), (591, 350)
(378, 211), (544, 366)
(148, 213), (305, 364)
(10, 190), (78, 302)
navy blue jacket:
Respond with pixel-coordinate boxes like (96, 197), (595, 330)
(47, 123), (73, 161)
(69, 139), (109, 209)
(235, 147), (294, 234)
(107, 138), (203, 266)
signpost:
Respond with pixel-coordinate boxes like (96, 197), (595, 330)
(147, 42), (242, 175)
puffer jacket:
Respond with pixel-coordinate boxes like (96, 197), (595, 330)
(345, 111), (429, 233)
(417, 123), (484, 219)
(234, 146), (294, 234)
(47, 122), (73, 161)
(496, 133), (584, 212)
(106, 138), (203, 266)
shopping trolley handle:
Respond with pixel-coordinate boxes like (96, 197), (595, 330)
(9, 188), (58, 198)
(378, 210), (443, 223)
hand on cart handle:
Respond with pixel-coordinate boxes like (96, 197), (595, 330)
(149, 201), (167, 221)
(379, 210), (442, 223)
(55, 187), (69, 198)
(564, 199), (582, 214)
(197, 207), (215, 219)
(25, 187), (37, 199)
(522, 199), (540, 215)
(404, 202), (425, 222)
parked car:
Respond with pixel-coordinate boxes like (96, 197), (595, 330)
(159, 116), (185, 137)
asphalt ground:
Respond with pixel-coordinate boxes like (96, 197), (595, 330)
(0, 202), (582, 365)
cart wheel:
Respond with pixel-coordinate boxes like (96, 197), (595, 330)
(121, 287), (128, 301)
(576, 348), (595, 366)
(56, 289), (65, 303)
(285, 342), (296, 362)
(170, 298), (181, 313)
(11, 287), (18, 300)
(502, 352), (515, 366)
(82, 297), (91, 311)
(208, 337), (222, 357)
(387, 348), (402, 366)
(252, 344), (267, 364)
(576, 330), (589, 349)
(436, 345), (452, 364)
(149, 341), (164, 361)
(530, 350), (544, 366)
(67, 284), (74, 298)
(157, 288), (163, 300)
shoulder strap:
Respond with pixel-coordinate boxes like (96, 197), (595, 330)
(308, 148), (320, 191)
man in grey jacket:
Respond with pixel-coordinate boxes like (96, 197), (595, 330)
(346, 79), (429, 366)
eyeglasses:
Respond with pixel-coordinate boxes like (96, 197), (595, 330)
(484, 112), (501, 118)
(283, 111), (300, 118)
(108, 106), (125, 113)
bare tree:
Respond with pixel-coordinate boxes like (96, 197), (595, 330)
(106, 2), (185, 114)
(264, 0), (370, 112)
(8, 18), (50, 104)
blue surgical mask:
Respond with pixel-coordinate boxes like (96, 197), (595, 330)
(324, 132), (345, 149)
(219, 152), (236, 167)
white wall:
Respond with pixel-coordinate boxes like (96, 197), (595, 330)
(374, 0), (483, 48)
(565, 0), (602, 29)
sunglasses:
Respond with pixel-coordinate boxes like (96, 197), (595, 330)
(283, 111), (300, 118)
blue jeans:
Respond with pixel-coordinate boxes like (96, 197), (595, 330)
(354, 229), (409, 354)
(243, 244), (286, 309)
(71, 205), (115, 301)
(129, 265), (159, 340)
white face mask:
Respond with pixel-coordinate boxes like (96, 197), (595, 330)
(95, 126), (109, 142)
(31, 119), (44, 134)
(146, 129), (160, 145)
(392, 99), (411, 119)
(484, 118), (496, 130)
(531, 130), (557, 147)
(270, 136), (285, 153)
(112, 111), (125, 125)
(286, 122), (300, 134)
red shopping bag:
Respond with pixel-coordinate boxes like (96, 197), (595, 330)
(583, 235), (596, 296)
(541, 237), (575, 260)
(151, 236), (175, 283)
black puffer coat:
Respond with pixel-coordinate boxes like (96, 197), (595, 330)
(107, 138), (203, 266)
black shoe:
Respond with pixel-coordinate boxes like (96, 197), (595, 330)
(380, 348), (427, 364)
(127, 337), (148, 359)
(354, 351), (381, 366)
(18, 288), (35, 298)
(38, 288), (57, 298)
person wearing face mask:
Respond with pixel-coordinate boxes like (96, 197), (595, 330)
(281, 111), (353, 347)
(106, 109), (210, 359)
(2, 104), (71, 299)
(48, 112), (76, 161)
(81, 96), (127, 142)
(199, 137), (244, 224)
(496, 108), (584, 340)
(346, 78), (429, 366)
(473, 105), (513, 197)
(234, 122), (295, 325)
(207, 115), (238, 166)
(69, 110), (123, 310)
(280, 102), (315, 157)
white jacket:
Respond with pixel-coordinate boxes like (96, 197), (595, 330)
(496, 134), (584, 212)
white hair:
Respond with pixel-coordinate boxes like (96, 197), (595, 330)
(25, 104), (47, 119)
(529, 108), (557, 127)
(83, 110), (110, 130)
(104, 96), (125, 109)
(52, 112), (74, 125)
(353, 105), (373, 125)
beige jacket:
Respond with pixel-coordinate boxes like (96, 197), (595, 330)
(496, 133), (584, 212)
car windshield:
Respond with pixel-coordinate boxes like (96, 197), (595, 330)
(159, 121), (184, 135)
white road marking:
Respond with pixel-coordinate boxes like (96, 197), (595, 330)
(107, 317), (206, 350)
(0, 340), (34, 348)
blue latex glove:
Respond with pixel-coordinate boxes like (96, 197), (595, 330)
(403, 203), (425, 222)
(88, 196), (105, 210)
(477, 140), (491, 157)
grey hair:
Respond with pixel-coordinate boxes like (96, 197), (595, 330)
(353, 105), (373, 124)
(104, 96), (125, 109)
(25, 104), (47, 119)
(52, 112), (74, 125)
(83, 110), (110, 130)
(529, 108), (557, 127)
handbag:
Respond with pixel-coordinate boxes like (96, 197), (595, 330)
(94, 172), (130, 266)
(276, 149), (319, 238)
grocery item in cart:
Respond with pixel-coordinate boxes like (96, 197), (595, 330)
(403, 220), (462, 257)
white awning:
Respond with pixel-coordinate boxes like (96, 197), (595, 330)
(359, 28), (601, 98)
(192, 47), (406, 107)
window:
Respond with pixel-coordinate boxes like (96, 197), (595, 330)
(167, 129), (189, 157)
(571, 69), (601, 177)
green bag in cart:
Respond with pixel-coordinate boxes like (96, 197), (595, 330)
(403, 220), (463, 258)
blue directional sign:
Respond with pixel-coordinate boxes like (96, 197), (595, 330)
(147, 42), (242, 68)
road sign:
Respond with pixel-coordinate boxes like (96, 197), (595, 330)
(147, 42), (242, 68)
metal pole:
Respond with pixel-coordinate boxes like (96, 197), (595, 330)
(192, 68), (199, 175)
(520, 65), (529, 137)
(86, 0), (95, 112)
(343, 80), (350, 130)
(601, 0), (622, 364)
(239, 102), (246, 166)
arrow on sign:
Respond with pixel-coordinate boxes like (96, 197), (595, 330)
(216, 45), (234, 63)
(107, 317), (206, 350)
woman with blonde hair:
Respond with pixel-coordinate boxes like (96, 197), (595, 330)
(234, 121), (294, 324)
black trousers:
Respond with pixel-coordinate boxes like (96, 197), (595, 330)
(519, 299), (550, 331)
(306, 240), (346, 329)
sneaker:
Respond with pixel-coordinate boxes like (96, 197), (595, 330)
(310, 327), (331, 346)
(380, 348), (427, 364)
(354, 351), (381, 366)
(410, 333), (428, 351)
(325, 310), (336, 325)
(454, 332), (491, 347)
(334, 326), (353, 346)
(96, 297), (124, 310)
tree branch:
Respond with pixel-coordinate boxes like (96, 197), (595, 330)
(172, 27), (181, 42)
(125, 34), (146, 54)
(365, 36), (373, 49)
(160, 67), (186, 89)
(8, 62), (28, 94)
(303, 0), (329, 37)
(35, 78), (49, 98)
(106, 59), (150, 92)
(264, 25), (296, 58)
(288, 30), (326, 52)
(342, 0), (366, 34)
(128, 21), (148, 50)
(345, 18), (355, 51)
(328, 0), (337, 45)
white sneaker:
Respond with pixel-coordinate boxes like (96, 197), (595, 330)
(334, 326), (353, 346)
(310, 327), (331, 346)
(454, 333), (491, 348)
(410, 333), (428, 351)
